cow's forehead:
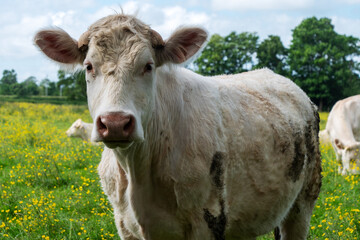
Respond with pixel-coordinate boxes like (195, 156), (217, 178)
(89, 14), (150, 33)
(87, 14), (152, 61)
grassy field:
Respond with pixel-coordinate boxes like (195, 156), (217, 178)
(0, 103), (359, 239)
(0, 102), (117, 239)
(0, 95), (87, 105)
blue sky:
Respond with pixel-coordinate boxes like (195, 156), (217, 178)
(1, 0), (360, 82)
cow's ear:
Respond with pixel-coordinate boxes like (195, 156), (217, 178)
(74, 120), (81, 128)
(152, 27), (207, 66)
(34, 28), (86, 64)
(75, 119), (84, 128)
(335, 139), (345, 150)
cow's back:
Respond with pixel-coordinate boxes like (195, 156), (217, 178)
(214, 68), (313, 120)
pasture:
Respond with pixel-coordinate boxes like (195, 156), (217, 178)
(0, 102), (359, 239)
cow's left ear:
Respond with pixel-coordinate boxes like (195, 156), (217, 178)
(34, 28), (88, 64)
(151, 27), (207, 66)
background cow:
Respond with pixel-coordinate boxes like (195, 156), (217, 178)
(326, 95), (360, 175)
(35, 14), (321, 240)
(66, 118), (93, 142)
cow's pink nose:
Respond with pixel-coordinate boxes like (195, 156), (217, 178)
(96, 112), (135, 142)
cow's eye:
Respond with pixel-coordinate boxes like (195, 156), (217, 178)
(144, 63), (152, 73)
(86, 63), (93, 71)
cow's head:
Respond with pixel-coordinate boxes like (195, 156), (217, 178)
(66, 119), (85, 137)
(35, 14), (207, 149)
(335, 139), (360, 174)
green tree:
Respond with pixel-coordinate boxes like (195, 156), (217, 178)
(48, 82), (58, 96)
(256, 35), (288, 76)
(195, 32), (259, 76)
(58, 70), (87, 101)
(288, 17), (360, 110)
(16, 76), (39, 96)
(0, 69), (18, 95)
(40, 78), (58, 96)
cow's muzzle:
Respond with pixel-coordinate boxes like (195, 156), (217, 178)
(95, 112), (136, 148)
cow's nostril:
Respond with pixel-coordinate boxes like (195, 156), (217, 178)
(124, 116), (134, 132)
(97, 116), (108, 137)
(96, 113), (135, 142)
(98, 118), (106, 130)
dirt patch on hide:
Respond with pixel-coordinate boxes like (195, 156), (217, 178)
(203, 200), (227, 240)
(203, 152), (227, 240)
(210, 152), (224, 189)
(288, 132), (305, 182)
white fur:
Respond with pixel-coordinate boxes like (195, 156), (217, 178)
(326, 95), (360, 175)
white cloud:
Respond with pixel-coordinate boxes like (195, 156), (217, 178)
(211, 0), (314, 10)
(51, 11), (76, 26)
(336, 0), (360, 3)
(0, 14), (49, 58)
(150, 6), (210, 38)
(331, 16), (360, 37)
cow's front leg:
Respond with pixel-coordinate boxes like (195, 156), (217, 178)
(341, 157), (350, 175)
(335, 152), (343, 175)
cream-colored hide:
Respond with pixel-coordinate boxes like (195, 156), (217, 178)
(326, 95), (360, 175)
(35, 14), (321, 240)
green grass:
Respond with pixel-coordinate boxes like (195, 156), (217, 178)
(309, 144), (360, 239)
(0, 104), (359, 239)
(319, 112), (329, 131)
(0, 102), (117, 240)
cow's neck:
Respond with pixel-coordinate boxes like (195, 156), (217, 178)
(110, 66), (221, 229)
(113, 140), (153, 186)
(114, 67), (210, 180)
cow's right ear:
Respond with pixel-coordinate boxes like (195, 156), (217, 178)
(335, 139), (345, 150)
(151, 27), (208, 66)
(34, 28), (87, 64)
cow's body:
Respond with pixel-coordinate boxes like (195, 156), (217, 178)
(98, 67), (321, 240)
(66, 119), (93, 142)
(35, 14), (321, 240)
(326, 95), (360, 175)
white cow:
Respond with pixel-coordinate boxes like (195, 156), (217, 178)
(66, 119), (93, 142)
(326, 95), (360, 175)
(35, 14), (321, 240)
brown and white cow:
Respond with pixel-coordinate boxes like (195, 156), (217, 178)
(326, 95), (360, 175)
(66, 118), (93, 142)
(35, 14), (321, 240)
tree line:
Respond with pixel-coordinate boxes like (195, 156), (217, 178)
(1, 17), (359, 110)
(0, 69), (86, 101)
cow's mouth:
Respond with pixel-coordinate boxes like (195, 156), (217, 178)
(103, 140), (134, 149)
